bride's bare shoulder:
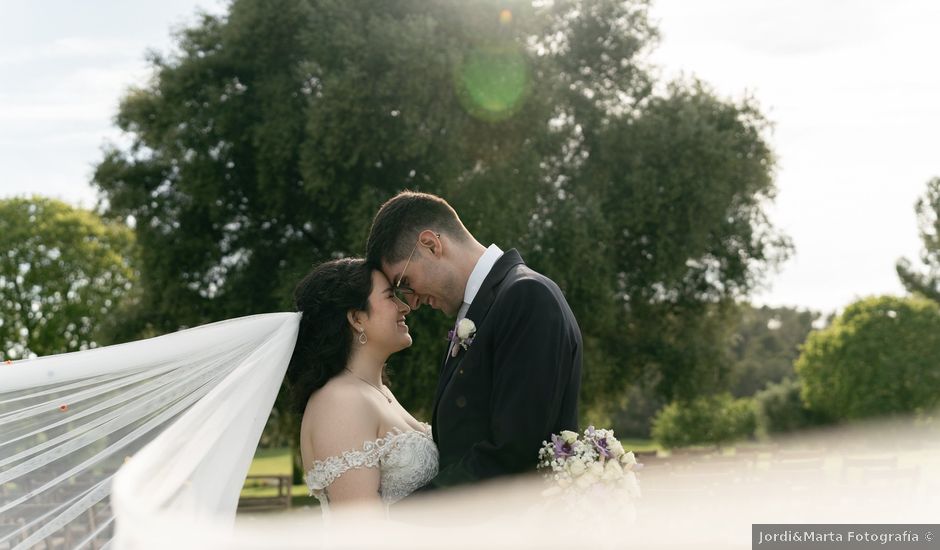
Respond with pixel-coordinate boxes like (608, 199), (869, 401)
(301, 377), (379, 445)
(305, 376), (356, 409)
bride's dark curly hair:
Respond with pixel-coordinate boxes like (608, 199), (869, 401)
(286, 258), (374, 414)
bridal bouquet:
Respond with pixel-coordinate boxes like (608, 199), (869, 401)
(537, 426), (641, 500)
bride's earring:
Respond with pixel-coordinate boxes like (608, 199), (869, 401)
(358, 330), (368, 345)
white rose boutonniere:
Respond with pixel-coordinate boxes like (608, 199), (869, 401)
(456, 318), (475, 339)
(448, 318), (477, 357)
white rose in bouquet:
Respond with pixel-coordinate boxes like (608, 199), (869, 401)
(576, 472), (598, 489)
(560, 430), (579, 445)
(606, 435), (625, 458)
(622, 470), (642, 498)
(602, 460), (624, 482)
(620, 451), (637, 468)
(567, 457), (586, 477)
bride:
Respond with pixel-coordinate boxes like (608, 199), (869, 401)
(0, 259), (436, 547)
(287, 258), (438, 514)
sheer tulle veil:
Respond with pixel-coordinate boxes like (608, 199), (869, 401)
(0, 312), (301, 548)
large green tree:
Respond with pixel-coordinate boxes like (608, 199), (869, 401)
(0, 197), (136, 359)
(93, 0), (790, 422)
(897, 177), (940, 303)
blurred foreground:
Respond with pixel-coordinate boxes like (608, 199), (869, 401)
(143, 419), (940, 549)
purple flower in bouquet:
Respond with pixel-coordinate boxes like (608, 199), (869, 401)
(582, 426), (611, 458)
(551, 434), (574, 459)
(594, 436), (612, 459)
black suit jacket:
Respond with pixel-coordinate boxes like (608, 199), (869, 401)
(428, 249), (582, 488)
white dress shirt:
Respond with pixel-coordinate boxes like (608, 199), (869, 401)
(449, 244), (503, 356)
(461, 244), (504, 315)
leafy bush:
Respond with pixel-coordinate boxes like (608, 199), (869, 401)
(796, 296), (940, 420)
(651, 393), (756, 448)
(755, 377), (830, 434)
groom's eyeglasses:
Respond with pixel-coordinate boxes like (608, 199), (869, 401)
(394, 232), (439, 302)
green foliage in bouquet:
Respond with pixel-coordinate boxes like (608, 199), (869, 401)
(796, 295), (940, 420)
(651, 393), (756, 449)
(754, 377), (830, 434)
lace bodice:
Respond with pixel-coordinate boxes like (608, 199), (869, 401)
(304, 424), (439, 511)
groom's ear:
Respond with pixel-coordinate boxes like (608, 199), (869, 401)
(418, 230), (442, 257)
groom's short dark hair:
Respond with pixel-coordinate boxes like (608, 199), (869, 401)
(366, 191), (468, 267)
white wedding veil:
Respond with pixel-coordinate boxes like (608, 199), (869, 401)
(0, 312), (300, 549)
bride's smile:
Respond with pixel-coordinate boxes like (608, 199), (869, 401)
(347, 270), (414, 354)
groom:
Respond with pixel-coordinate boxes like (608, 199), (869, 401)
(366, 191), (582, 488)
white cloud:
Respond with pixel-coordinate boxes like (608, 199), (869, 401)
(0, 63), (152, 128)
(0, 37), (145, 66)
(0, 1), (226, 208)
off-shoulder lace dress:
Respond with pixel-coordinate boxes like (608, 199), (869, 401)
(304, 424), (438, 515)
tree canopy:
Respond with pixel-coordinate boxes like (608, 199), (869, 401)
(897, 177), (940, 303)
(727, 305), (819, 397)
(93, 0), (790, 417)
(0, 197), (136, 359)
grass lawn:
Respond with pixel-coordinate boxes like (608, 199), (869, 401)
(246, 447), (292, 476)
(241, 447), (311, 503)
(619, 438), (659, 453)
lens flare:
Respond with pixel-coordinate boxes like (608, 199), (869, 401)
(499, 9), (512, 25)
(455, 45), (529, 122)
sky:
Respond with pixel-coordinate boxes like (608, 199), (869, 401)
(1, 0), (938, 314)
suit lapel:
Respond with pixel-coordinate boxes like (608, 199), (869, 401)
(432, 249), (525, 419)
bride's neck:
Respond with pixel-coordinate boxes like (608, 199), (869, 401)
(345, 349), (386, 386)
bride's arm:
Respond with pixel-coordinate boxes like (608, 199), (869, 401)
(303, 385), (385, 511)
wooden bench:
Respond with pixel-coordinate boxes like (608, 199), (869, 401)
(237, 475), (293, 512)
